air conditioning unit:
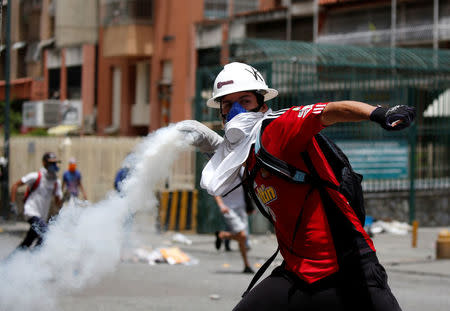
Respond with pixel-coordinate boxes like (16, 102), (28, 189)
(22, 100), (82, 128)
(60, 99), (82, 125)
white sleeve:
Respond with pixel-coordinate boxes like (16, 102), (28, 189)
(21, 172), (39, 187)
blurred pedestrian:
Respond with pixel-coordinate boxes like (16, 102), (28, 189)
(62, 157), (87, 201)
(114, 153), (135, 193)
(114, 166), (129, 193)
(10, 152), (63, 249)
(214, 176), (253, 274)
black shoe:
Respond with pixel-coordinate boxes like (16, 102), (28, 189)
(242, 266), (254, 274)
(215, 231), (222, 250)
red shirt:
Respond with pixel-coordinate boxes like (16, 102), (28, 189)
(247, 104), (375, 283)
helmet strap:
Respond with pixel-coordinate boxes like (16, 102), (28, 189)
(248, 91), (265, 112)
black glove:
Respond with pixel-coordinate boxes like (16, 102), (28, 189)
(370, 105), (416, 131)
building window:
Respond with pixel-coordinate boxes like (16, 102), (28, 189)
(204, 0), (228, 19)
(204, 0), (258, 19)
(100, 0), (153, 26)
(67, 66), (82, 99)
(48, 68), (60, 99)
(234, 0), (258, 14)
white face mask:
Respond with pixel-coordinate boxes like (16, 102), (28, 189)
(224, 111), (263, 144)
(200, 109), (272, 196)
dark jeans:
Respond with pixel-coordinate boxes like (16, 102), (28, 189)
(233, 253), (402, 311)
(18, 216), (48, 249)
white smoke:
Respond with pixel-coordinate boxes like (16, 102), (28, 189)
(0, 125), (192, 311)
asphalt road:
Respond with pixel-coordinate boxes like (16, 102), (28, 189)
(1, 224), (450, 311)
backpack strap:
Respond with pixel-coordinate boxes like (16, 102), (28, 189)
(255, 124), (339, 191)
(256, 144), (313, 184)
(243, 162), (274, 224)
(301, 146), (338, 193)
(242, 246), (279, 297)
(222, 179), (245, 198)
(24, 171), (42, 203)
(34, 171), (42, 191)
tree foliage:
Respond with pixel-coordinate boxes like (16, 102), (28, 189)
(0, 101), (23, 135)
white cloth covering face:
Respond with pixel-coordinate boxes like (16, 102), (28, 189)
(200, 109), (272, 196)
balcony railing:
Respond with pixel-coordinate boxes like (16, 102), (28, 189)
(100, 0), (153, 27)
(204, 0), (258, 20)
(317, 24), (450, 46)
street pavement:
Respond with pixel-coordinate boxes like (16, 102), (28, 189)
(1, 217), (450, 311)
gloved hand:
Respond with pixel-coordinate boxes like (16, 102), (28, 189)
(370, 105), (416, 131)
(176, 120), (224, 153)
(10, 202), (18, 216)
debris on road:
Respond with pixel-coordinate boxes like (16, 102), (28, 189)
(160, 247), (191, 264)
(171, 233), (193, 245)
(123, 246), (198, 265)
(368, 220), (412, 235)
(209, 294), (221, 300)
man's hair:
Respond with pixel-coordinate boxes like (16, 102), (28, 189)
(42, 152), (60, 163)
(253, 91), (265, 108)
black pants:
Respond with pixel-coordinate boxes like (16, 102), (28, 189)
(18, 216), (48, 249)
(233, 254), (402, 311)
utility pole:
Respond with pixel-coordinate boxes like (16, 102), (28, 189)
(1, 0), (11, 220)
(433, 0), (439, 50)
(433, 0), (439, 68)
(221, 0), (233, 65)
(286, 0), (292, 41)
(390, 0), (397, 67)
(313, 0), (319, 43)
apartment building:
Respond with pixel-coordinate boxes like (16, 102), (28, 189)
(196, 0), (449, 68)
(317, 0), (450, 49)
(1, 0), (205, 136)
(197, 0), (315, 67)
(96, 0), (203, 135)
(0, 0), (97, 133)
(1, 0), (448, 136)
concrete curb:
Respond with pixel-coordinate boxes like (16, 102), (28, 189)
(0, 221), (29, 234)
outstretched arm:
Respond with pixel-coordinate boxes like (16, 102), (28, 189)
(321, 101), (416, 131)
(10, 179), (24, 203)
(320, 101), (375, 126)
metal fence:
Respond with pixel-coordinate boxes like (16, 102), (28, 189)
(194, 39), (450, 231)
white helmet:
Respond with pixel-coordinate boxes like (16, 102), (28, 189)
(206, 62), (278, 108)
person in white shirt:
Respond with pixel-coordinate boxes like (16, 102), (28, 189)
(214, 177), (253, 274)
(10, 152), (63, 249)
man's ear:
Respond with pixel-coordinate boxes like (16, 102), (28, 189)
(260, 104), (269, 112)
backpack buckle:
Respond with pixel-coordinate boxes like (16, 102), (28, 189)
(293, 171), (307, 183)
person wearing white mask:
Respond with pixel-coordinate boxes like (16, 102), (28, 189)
(10, 152), (63, 249)
(177, 62), (415, 311)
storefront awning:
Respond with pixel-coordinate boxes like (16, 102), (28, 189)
(12, 41), (27, 50)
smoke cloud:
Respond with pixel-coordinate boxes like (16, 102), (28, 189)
(0, 125), (191, 311)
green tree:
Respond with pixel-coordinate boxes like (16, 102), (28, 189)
(0, 101), (23, 135)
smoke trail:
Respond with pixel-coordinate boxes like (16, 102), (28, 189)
(0, 125), (191, 311)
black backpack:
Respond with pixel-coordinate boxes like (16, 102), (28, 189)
(240, 119), (366, 297)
